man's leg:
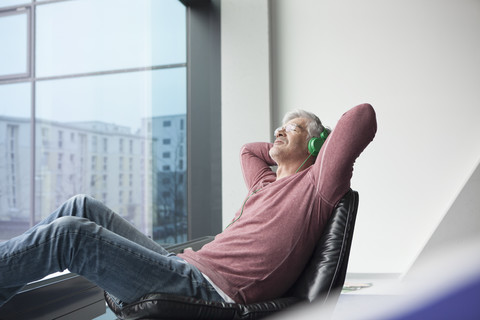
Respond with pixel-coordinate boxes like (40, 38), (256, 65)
(0, 195), (222, 307)
(22, 194), (168, 255)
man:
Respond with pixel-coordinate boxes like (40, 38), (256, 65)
(179, 103), (376, 303)
(0, 103), (376, 308)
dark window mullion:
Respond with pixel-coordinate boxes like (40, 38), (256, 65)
(186, 0), (222, 239)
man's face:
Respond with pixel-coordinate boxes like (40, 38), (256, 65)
(269, 117), (310, 163)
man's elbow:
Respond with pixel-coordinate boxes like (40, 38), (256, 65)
(352, 103), (377, 136)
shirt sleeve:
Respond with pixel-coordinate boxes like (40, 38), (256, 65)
(312, 103), (377, 206)
(240, 142), (276, 190)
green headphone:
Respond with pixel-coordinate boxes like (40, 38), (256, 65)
(307, 128), (330, 156)
(296, 128), (330, 173)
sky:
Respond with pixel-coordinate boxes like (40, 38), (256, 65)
(0, 0), (186, 132)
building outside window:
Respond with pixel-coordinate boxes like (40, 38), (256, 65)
(0, 0), (188, 244)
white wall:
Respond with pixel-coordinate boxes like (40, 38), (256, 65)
(221, 0), (480, 274)
(270, 0), (480, 273)
(221, 0), (272, 228)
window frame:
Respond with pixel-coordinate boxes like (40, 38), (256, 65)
(0, 0), (222, 239)
(0, 0), (221, 316)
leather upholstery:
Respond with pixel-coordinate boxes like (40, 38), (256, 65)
(105, 190), (359, 320)
(287, 189), (359, 304)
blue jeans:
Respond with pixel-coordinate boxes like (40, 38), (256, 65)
(0, 194), (223, 308)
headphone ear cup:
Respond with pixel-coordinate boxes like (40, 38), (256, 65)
(308, 129), (330, 156)
(308, 137), (322, 156)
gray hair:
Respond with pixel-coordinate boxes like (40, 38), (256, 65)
(282, 109), (327, 140)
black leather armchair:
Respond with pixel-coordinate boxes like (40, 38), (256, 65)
(105, 189), (359, 320)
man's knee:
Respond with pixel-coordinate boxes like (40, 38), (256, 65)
(64, 194), (99, 215)
(68, 194), (95, 205)
(50, 216), (85, 233)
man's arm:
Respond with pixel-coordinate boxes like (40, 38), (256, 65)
(313, 103), (377, 206)
(240, 142), (276, 190)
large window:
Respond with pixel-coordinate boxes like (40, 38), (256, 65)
(0, 0), (188, 244)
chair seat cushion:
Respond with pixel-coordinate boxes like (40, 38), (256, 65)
(105, 291), (301, 320)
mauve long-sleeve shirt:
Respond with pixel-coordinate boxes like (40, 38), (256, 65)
(179, 103), (377, 304)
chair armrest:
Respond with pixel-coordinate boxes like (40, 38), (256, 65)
(164, 236), (215, 254)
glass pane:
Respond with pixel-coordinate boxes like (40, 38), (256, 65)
(0, 0), (30, 9)
(152, 114), (188, 244)
(36, 67), (187, 243)
(0, 10), (29, 78)
(0, 82), (31, 240)
(36, 0), (186, 77)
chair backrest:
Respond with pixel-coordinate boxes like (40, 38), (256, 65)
(287, 189), (359, 304)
